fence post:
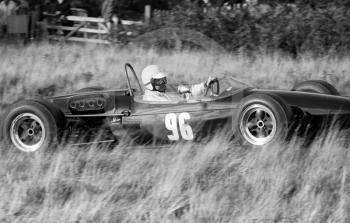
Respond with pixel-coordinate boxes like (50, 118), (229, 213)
(145, 5), (151, 25)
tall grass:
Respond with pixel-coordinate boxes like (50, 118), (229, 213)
(0, 44), (350, 222)
(1, 43), (350, 104)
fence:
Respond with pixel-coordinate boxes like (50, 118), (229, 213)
(43, 5), (151, 45)
(45, 16), (111, 44)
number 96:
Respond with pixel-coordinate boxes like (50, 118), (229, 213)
(165, 112), (194, 141)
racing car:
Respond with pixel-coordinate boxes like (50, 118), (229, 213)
(1, 63), (350, 153)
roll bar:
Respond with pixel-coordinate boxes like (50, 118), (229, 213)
(124, 63), (143, 96)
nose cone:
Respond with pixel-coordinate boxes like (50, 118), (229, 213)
(252, 89), (350, 115)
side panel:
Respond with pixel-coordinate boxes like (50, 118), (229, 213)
(125, 99), (238, 141)
(48, 90), (132, 117)
(120, 88), (252, 141)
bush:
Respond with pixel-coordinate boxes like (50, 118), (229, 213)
(147, 1), (350, 56)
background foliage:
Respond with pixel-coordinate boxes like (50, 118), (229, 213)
(146, 1), (350, 56)
(26, 0), (350, 56)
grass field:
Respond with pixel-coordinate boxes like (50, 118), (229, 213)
(0, 44), (350, 222)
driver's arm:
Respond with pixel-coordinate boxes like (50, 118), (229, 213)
(178, 77), (216, 99)
(190, 82), (206, 98)
(177, 83), (205, 99)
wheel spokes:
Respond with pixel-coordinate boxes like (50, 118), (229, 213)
(22, 120), (31, 130)
(33, 133), (43, 143)
(247, 121), (257, 130)
(31, 120), (38, 129)
(265, 119), (274, 130)
(262, 127), (269, 137)
(20, 131), (29, 141)
(23, 135), (33, 145)
(10, 113), (46, 152)
(255, 109), (265, 120)
(256, 128), (263, 138)
(241, 104), (277, 146)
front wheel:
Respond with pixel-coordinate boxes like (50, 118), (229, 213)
(233, 94), (292, 146)
(1, 100), (63, 153)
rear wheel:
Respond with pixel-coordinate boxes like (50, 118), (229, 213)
(293, 80), (340, 145)
(293, 80), (340, 95)
(233, 94), (292, 146)
(1, 100), (64, 153)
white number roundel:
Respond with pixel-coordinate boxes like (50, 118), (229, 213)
(165, 112), (194, 141)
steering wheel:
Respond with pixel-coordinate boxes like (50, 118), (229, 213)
(205, 78), (220, 96)
(124, 63), (143, 95)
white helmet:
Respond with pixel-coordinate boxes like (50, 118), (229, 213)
(141, 65), (167, 91)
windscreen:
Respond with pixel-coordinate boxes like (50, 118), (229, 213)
(218, 76), (254, 95)
(166, 76), (253, 96)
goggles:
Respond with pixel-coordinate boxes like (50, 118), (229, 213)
(151, 77), (167, 85)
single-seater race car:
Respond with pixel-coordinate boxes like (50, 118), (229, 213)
(1, 63), (350, 153)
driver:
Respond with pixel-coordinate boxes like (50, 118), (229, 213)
(141, 65), (217, 102)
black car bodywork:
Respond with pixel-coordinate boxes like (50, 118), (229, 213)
(2, 63), (350, 152)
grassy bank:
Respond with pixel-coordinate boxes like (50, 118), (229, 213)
(0, 44), (350, 222)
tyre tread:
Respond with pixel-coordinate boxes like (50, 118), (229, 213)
(1, 99), (60, 152)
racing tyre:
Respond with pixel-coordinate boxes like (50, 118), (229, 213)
(233, 94), (292, 146)
(292, 80), (340, 95)
(1, 100), (64, 153)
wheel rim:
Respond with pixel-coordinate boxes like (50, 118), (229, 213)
(240, 104), (277, 146)
(10, 113), (46, 152)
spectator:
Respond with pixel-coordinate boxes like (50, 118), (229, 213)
(0, 0), (16, 34)
(57, 0), (72, 28)
(42, 0), (71, 20)
(42, 0), (59, 27)
(15, 0), (29, 14)
(42, 0), (71, 32)
(27, 0), (43, 10)
(101, 0), (115, 31)
(57, 0), (70, 18)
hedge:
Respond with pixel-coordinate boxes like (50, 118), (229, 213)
(144, 2), (350, 56)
